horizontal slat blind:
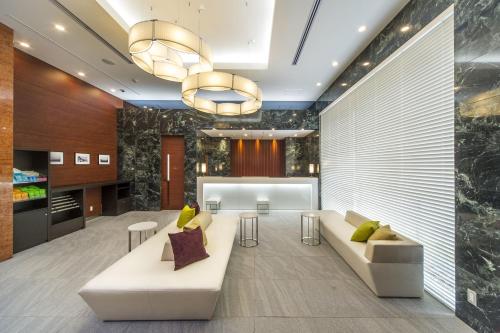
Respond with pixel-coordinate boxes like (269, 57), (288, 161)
(320, 14), (455, 309)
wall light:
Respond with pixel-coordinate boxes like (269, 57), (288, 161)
(77, 72), (85, 77)
(341, 83), (348, 87)
(401, 25), (411, 32)
(19, 42), (30, 48)
(201, 163), (207, 174)
(332, 61), (338, 67)
(358, 25), (367, 32)
(309, 163), (315, 174)
(362, 62), (370, 66)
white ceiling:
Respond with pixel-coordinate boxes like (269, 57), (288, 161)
(201, 129), (316, 140)
(96, 0), (275, 69)
(0, 0), (409, 102)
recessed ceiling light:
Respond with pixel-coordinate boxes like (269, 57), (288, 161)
(358, 25), (367, 32)
(77, 72), (85, 77)
(19, 41), (30, 48)
(110, 88), (116, 92)
(332, 61), (338, 67)
(341, 83), (348, 87)
(401, 25), (410, 32)
(316, 82), (322, 87)
(362, 62), (370, 66)
(54, 24), (65, 32)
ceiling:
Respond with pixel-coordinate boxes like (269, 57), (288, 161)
(200, 129), (316, 140)
(0, 0), (409, 102)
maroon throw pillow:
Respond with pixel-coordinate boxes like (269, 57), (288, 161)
(168, 227), (209, 271)
(189, 201), (200, 215)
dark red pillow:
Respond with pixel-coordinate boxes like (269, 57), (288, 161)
(189, 201), (200, 215)
(168, 227), (209, 270)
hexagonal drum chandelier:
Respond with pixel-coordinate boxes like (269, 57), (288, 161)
(182, 71), (262, 116)
(128, 20), (213, 82)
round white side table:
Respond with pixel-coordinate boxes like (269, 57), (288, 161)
(128, 221), (158, 252)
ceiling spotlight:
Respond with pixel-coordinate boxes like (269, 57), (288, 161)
(110, 88), (116, 92)
(19, 41), (30, 48)
(401, 25), (410, 32)
(316, 82), (322, 86)
(332, 61), (338, 67)
(54, 24), (66, 32)
(358, 25), (367, 32)
(362, 62), (370, 67)
(341, 83), (348, 87)
(77, 72), (85, 77)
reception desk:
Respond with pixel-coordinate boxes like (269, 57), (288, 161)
(197, 177), (319, 211)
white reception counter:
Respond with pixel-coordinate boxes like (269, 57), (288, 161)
(197, 177), (319, 211)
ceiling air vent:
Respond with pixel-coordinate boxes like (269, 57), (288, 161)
(48, 0), (133, 64)
(292, 0), (322, 65)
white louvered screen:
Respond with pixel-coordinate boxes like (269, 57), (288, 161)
(320, 11), (455, 309)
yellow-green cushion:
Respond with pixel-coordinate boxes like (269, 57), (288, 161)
(351, 221), (380, 242)
(177, 205), (195, 228)
(368, 225), (399, 240)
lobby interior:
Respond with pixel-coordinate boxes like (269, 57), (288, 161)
(0, 1), (498, 332)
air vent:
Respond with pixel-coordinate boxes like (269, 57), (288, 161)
(102, 58), (115, 65)
(48, 0), (133, 64)
(292, 0), (322, 65)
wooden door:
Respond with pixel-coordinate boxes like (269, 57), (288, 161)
(161, 136), (185, 210)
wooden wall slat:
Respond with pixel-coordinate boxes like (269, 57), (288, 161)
(231, 139), (285, 177)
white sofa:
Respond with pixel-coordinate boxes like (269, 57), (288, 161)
(319, 210), (424, 297)
(79, 214), (238, 321)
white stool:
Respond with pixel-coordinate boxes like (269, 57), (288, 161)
(239, 212), (259, 248)
(205, 199), (221, 214)
(128, 221), (158, 252)
(256, 200), (270, 214)
(300, 212), (321, 246)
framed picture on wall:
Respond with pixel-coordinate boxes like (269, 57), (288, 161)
(99, 154), (110, 165)
(50, 151), (64, 165)
(75, 153), (90, 165)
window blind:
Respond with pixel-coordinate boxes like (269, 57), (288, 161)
(320, 11), (455, 309)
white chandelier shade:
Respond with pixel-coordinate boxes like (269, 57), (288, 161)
(182, 71), (262, 116)
(129, 20), (213, 82)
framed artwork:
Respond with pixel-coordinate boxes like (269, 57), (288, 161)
(75, 153), (90, 165)
(99, 154), (110, 165)
(50, 151), (64, 165)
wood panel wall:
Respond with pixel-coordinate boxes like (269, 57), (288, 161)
(13, 50), (122, 188)
(0, 24), (14, 261)
(231, 139), (285, 177)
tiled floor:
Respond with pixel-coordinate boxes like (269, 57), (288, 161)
(0, 211), (474, 333)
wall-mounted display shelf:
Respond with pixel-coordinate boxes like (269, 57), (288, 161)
(13, 150), (49, 253)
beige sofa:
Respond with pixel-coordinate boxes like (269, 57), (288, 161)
(79, 214), (237, 320)
(319, 210), (423, 297)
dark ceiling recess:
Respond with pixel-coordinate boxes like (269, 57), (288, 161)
(292, 0), (322, 65)
(48, 0), (133, 64)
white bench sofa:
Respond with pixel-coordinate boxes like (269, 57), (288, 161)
(79, 214), (238, 321)
(319, 210), (424, 297)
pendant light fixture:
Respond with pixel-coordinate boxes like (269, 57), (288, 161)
(181, 71), (262, 115)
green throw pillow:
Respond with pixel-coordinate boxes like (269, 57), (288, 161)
(351, 221), (380, 242)
(177, 205), (196, 228)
